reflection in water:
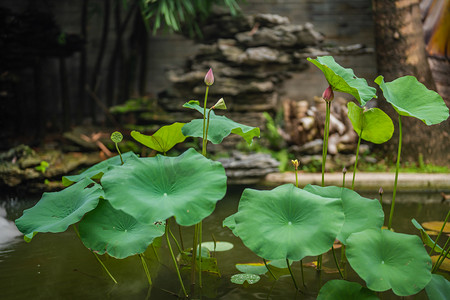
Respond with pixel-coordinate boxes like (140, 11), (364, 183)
(0, 205), (22, 248)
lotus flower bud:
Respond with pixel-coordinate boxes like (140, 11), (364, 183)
(204, 68), (214, 86)
(212, 98), (227, 110)
(342, 167), (347, 174)
(379, 187), (384, 195)
(291, 159), (299, 169)
(322, 85), (334, 102)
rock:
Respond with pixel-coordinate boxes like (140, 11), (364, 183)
(294, 139), (323, 155)
(254, 14), (290, 27)
(238, 47), (291, 65)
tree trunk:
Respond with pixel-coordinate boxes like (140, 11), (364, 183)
(373, 0), (449, 166)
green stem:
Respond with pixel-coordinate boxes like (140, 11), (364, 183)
(151, 243), (160, 262)
(317, 254), (322, 271)
(202, 86), (210, 155)
(294, 168), (299, 188)
(191, 223), (199, 290)
(168, 226), (183, 254)
(199, 221), (203, 288)
(331, 246), (344, 279)
(300, 260), (305, 287)
(351, 130), (363, 191)
(263, 258), (277, 280)
(429, 209), (450, 255)
(286, 258), (299, 291)
(72, 225), (118, 284)
(432, 236), (450, 273)
(115, 142), (123, 165)
(178, 224), (185, 251)
(388, 115), (402, 230)
(321, 101), (331, 187)
(203, 108), (213, 157)
(139, 254), (152, 286)
(165, 219), (188, 297)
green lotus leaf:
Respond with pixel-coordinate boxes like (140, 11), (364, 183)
(78, 199), (165, 259)
(230, 273), (260, 285)
(411, 219), (445, 254)
(182, 102), (260, 145)
(307, 56), (376, 105)
(303, 185), (384, 245)
(15, 178), (103, 241)
(235, 259), (292, 275)
(201, 241), (234, 252)
(101, 148), (227, 226)
(131, 122), (186, 154)
(230, 184), (344, 260)
(317, 280), (379, 300)
(425, 274), (450, 300)
(375, 75), (449, 125)
(223, 214), (237, 236)
(62, 152), (138, 186)
(346, 228), (432, 296)
(347, 102), (394, 144)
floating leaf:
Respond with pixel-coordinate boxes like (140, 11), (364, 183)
(182, 102), (260, 145)
(101, 148), (227, 226)
(307, 56), (376, 105)
(201, 241), (234, 252)
(178, 251), (220, 275)
(235, 259), (292, 275)
(228, 184), (344, 260)
(230, 273), (260, 285)
(431, 256), (450, 272)
(317, 280), (379, 300)
(346, 229), (432, 296)
(425, 274), (450, 300)
(131, 122), (186, 154)
(422, 221), (450, 233)
(411, 219), (445, 254)
(375, 75), (449, 125)
(15, 178), (103, 241)
(347, 102), (394, 144)
(78, 199), (165, 259)
(303, 185), (384, 245)
(62, 152), (137, 186)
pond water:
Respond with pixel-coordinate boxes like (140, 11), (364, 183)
(0, 186), (448, 300)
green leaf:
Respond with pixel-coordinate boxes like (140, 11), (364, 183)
(346, 228), (432, 296)
(110, 131), (123, 143)
(307, 56), (376, 105)
(62, 152), (138, 186)
(411, 219), (445, 254)
(317, 280), (379, 300)
(375, 75), (449, 125)
(201, 241), (234, 252)
(101, 148), (227, 226)
(303, 185), (384, 245)
(228, 184), (344, 260)
(235, 259), (292, 275)
(78, 199), (165, 259)
(230, 273), (260, 285)
(131, 122), (186, 153)
(182, 102), (260, 145)
(425, 274), (450, 300)
(347, 102), (394, 144)
(15, 178), (103, 241)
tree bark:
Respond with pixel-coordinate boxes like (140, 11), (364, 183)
(373, 0), (449, 166)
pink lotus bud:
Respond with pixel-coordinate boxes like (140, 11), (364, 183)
(379, 187), (384, 195)
(322, 85), (334, 102)
(204, 68), (214, 86)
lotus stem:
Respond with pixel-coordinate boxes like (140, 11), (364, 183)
(139, 253), (152, 286)
(263, 258), (277, 280)
(286, 258), (299, 291)
(300, 260), (306, 287)
(351, 129), (363, 190)
(429, 209), (450, 255)
(166, 219), (188, 297)
(115, 142), (123, 165)
(199, 221), (203, 288)
(72, 225), (117, 284)
(331, 246), (344, 279)
(151, 243), (160, 262)
(388, 115), (402, 230)
(321, 101), (331, 187)
(203, 108), (213, 157)
(191, 223), (199, 290)
(432, 236), (450, 273)
(202, 86), (210, 156)
(168, 226), (183, 254)
(317, 255), (322, 272)
(178, 225), (185, 251)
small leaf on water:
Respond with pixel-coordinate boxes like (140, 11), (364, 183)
(431, 256), (450, 272)
(422, 221), (450, 233)
(230, 273), (260, 285)
(201, 241), (234, 252)
(110, 131), (123, 143)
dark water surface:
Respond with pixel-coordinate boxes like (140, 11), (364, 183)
(0, 186), (447, 300)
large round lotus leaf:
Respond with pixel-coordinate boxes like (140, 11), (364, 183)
(346, 229), (432, 296)
(347, 102), (394, 144)
(425, 274), (450, 300)
(15, 178), (103, 241)
(303, 185), (384, 245)
(182, 101), (260, 145)
(232, 184), (344, 260)
(62, 152), (138, 186)
(317, 280), (379, 300)
(307, 56), (377, 105)
(78, 199), (165, 259)
(101, 148), (227, 226)
(131, 122), (186, 154)
(375, 75), (449, 125)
